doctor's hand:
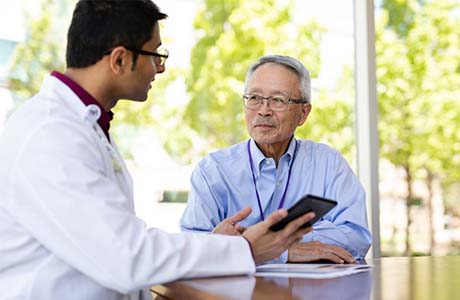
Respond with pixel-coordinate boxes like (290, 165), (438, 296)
(288, 241), (355, 264)
(212, 207), (251, 236)
(242, 209), (315, 265)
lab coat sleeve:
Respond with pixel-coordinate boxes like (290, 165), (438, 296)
(301, 153), (372, 259)
(5, 120), (255, 294)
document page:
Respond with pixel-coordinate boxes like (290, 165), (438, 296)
(255, 263), (371, 279)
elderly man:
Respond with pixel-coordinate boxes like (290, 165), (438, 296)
(180, 55), (372, 263)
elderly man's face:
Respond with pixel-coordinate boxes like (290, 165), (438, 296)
(244, 63), (311, 147)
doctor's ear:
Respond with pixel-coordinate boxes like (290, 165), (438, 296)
(107, 47), (128, 74)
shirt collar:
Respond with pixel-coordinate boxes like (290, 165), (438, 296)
(51, 71), (113, 140)
(249, 136), (297, 174)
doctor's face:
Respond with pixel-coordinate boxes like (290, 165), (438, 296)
(244, 63), (311, 147)
(126, 23), (166, 101)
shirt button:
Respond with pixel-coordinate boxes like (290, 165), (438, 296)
(85, 104), (101, 122)
(266, 161), (270, 165)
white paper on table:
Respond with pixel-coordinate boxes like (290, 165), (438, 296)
(255, 263), (371, 279)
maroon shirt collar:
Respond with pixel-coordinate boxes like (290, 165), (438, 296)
(51, 71), (113, 140)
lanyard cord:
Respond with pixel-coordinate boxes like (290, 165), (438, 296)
(247, 139), (298, 221)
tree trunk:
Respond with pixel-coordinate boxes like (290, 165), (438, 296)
(426, 170), (435, 255)
(404, 165), (413, 256)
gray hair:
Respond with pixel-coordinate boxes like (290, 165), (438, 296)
(244, 55), (311, 104)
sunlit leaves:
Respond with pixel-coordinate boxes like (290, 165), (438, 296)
(8, 0), (65, 100)
(378, 0), (460, 196)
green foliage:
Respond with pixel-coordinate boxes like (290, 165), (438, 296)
(377, 0), (460, 185)
(381, 0), (426, 38)
(8, 0), (66, 100)
(297, 66), (356, 164)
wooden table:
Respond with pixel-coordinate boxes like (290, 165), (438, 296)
(151, 256), (460, 300)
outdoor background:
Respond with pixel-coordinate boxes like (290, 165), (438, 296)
(1, 0), (459, 257)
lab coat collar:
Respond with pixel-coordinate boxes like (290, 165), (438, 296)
(50, 71), (113, 140)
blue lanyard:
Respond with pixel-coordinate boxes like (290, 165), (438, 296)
(247, 138), (299, 221)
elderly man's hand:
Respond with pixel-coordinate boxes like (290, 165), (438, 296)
(288, 241), (355, 263)
(212, 207), (251, 235)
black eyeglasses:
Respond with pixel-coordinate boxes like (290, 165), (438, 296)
(104, 46), (169, 66)
(243, 93), (307, 112)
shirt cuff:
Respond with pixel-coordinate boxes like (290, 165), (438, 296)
(261, 250), (288, 265)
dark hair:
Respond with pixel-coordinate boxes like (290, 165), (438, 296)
(66, 0), (167, 68)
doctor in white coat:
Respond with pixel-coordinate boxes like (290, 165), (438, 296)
(0, 1), (315, 300)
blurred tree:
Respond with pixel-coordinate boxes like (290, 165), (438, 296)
(377, 0), (460, 255)
(8, 0), (65, 100)
(382, 0), (426, 38)
(300, 66), (356, 164)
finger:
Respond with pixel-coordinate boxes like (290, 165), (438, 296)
(229, 207), (253, 223)
(261, 209), (289, 228)
(283, 211), (315, 235)
(331, 246), (355, 263)
(324, 252), (346, 264)
(314, 244), (353, 264)
(335, 251), (354, 263)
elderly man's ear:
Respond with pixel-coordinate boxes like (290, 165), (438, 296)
(298, 103), (312, 126)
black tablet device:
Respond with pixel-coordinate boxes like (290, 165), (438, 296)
(269, 194), (337, 232)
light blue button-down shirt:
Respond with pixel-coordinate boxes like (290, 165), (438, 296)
(180, 138), (372, 261)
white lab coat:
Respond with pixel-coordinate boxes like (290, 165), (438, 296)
(0, 75), (255, 300)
